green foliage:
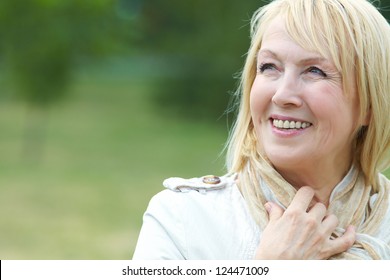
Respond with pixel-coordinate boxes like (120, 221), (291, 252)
(136, 0), (263, 120)
(0, 0), (124, 106)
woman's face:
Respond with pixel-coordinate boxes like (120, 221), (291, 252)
(250, 18), (360, 172)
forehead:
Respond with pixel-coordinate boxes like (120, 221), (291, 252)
(261, 17), (289, 43)
(258, 18), (332, 64)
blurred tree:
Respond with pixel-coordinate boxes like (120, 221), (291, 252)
(136, 0), (263, 121)
(0, 0), (131, 159)
(0, 0), (124, 105)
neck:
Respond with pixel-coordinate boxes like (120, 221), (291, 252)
(274, 162), (351, 206)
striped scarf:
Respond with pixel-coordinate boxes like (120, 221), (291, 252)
(238, 154), (390, 259)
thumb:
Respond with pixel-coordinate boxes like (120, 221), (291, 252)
(265, 202), (284, 221)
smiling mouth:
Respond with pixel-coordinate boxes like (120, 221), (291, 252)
(271, 118), (312, 129)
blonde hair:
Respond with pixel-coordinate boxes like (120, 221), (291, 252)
(226, 0), (390, 191)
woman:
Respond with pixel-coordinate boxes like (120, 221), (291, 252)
(133, 0), (390, 259)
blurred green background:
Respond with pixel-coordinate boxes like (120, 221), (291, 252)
(0, 0), (389, 259)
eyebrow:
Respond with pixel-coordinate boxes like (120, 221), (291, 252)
(257, 49), (329, 65)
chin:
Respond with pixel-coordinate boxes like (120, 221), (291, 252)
(264, 150), (307, 170)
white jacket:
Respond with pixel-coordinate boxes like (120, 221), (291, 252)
(132, 174), (260, 259)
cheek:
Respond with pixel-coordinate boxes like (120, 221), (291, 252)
(309, 90), (358, 137)
(249, 79), (273, 119)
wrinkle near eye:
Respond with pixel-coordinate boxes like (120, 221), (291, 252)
(324, 71), (342, 83)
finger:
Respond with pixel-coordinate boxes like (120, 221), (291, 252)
(321, 214), (339, 236)
(308, 202), (327, 220)
(288, 186), (315, 211)
(265, 202), (284, 222)
(325, 225), (356, 257)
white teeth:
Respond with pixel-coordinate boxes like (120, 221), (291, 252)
(272, 119), (311, 129)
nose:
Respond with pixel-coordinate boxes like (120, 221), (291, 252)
(272, 72), (303, 108)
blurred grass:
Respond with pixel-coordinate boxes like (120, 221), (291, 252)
(0, 58), (227, 259)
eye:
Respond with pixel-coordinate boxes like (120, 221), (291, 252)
(258, 63), (277, 73)
(306, 66), (327, 77)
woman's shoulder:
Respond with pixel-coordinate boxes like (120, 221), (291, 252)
(144, 172), (259, 228)
(136, 174), (259, 259)
(162, 173), (237, 193)
(149, 173), (241, 212)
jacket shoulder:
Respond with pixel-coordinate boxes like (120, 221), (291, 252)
(162, 173), (237, 193)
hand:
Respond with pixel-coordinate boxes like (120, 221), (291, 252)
(255, 187), (356, 259)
